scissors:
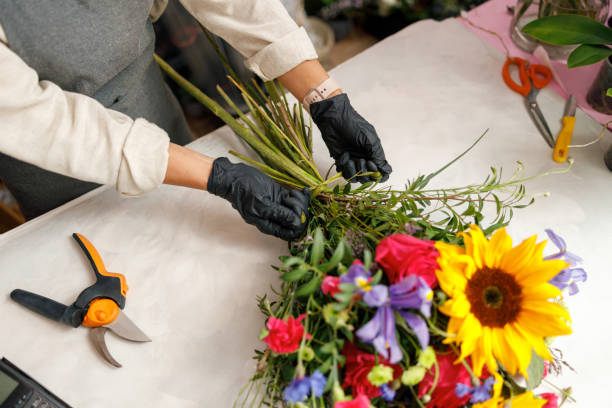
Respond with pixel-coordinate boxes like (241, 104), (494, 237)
(10, 233), (151, 367)
(502, 57), (555, 148)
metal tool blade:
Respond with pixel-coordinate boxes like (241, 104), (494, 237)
(525, 96), (555, 148)
(563, 95), (577, 117)
(90, 327), (122, 368)
(105, 311), (151, 342)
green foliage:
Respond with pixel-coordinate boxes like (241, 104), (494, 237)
(568, 44), (612, 67)
(523, 14), (612, 68)
(522, 14), (612, 45)
(525, 351), (546, 390)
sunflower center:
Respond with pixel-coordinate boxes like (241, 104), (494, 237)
(466, 268), (522, 328)
(483, 286), (503, 308)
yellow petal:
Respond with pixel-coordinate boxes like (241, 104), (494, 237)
(504, 392), (546, 408)
(491, 327), (516, 374)
(462, 225), (488, 270)
(439, 296), (471, 318)
(435, 241), (465, 257)
(457, 313), (482, 357)
(499, 235), (537, 276)
(521, 282), (562, 301)
(515, 259), (569, 287)
(521, 300), (571, 322)
(501, 324), (532, 377)
(472, 327), (495, 377)
(518, 308), (572, 338)
(436, 266), (468, 298)
(513, 323), (552, 361)
(484, 227), (513, 269)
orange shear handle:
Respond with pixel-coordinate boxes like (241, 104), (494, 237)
(502, 57), (531, 97)
(529, 64), (552, 89)
(72, 233), (128, 311)
(73, 233), (128, 297)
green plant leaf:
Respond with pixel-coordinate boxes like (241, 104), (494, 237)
(607, 88), (612, 97)
(568, 44), (612, 67)
(282, 256), (304, 267)
(522, 15), (612, 45)
(319, 342), (336, 355)
(281, 266), (309, 282)
(296, 275), (322, 297)
(320, 241), (345, 273)
(310, 228), (324, 265)
(525, 350), (545, 390)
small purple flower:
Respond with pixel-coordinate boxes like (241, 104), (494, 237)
(470, 376), (495, 403)
(544, 229), (586, 295)
(283, 371), (328, 403)
(454, 376), (496, 404)
(308, 370), (327, 398)
(380, 383), (396, 401)
(544, 229), (582, 264)
(283, 377), (310, 403)
(356, 275), (433, 363)
(340, 263), (372, 293)
(455, 382), (471, 398)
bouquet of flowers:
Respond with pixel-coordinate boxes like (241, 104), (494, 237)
(247, 225), (583, 407)
(155, 37), (581, 407)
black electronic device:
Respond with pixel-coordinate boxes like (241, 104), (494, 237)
(0, 358), (71, 408)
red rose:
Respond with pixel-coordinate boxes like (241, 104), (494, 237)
(540, 393), (559, 408)
(322, 276), (341, 296)
(334, 394), (371, 408)
(418, 351), (471, 408)
(375, 234), (439, 287)
(262, 314), (310, 354)
(341, 342), (402, 399)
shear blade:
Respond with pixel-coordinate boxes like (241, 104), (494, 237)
(105, 311), (152, 342)
(90, 327), (122, 368)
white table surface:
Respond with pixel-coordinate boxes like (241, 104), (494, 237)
(1, 19), (610, 407)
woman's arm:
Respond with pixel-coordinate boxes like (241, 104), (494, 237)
(163, 143), (213, 190)
(0, 41), (170, 197)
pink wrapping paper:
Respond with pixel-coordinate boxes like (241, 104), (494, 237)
(458, 0), (611, 126)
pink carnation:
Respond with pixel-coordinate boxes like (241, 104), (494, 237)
(540, 393), (559, 408)
(262, 314), (310, 353)
(322, 276), (341, 296)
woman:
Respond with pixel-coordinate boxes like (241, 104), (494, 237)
(0, 0), (392, 240)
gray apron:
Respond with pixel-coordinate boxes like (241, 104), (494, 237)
(0, 0), (192, 219)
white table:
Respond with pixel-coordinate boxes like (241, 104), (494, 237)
(1, 19), (609, 407)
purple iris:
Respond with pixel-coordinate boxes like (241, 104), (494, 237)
(454, 376), (495, 404)
(340, 263), (372, 293)
(283, 370), (327, 403)
(544, 229), (586, 295)
(356, 275), (432, 364)
(380, 383), (396, 401)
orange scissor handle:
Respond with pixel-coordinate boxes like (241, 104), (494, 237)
(73, 233), (128, 297)
(83, 298), (120, 327)
(502, 57), (531, 97)
(529, 64), (552, 89)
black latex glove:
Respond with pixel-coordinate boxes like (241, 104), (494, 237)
(310, 93), (392, 183)
(207, 158), (310, 241)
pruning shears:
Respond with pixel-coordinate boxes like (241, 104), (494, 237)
(10, 233), (150, 367)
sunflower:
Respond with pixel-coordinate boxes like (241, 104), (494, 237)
(434, 225), (572, 377)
